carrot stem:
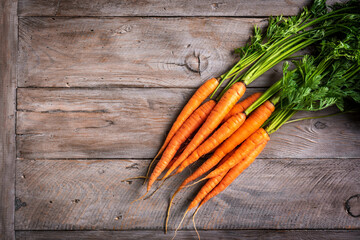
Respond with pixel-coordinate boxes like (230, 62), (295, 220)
(244, 80), (282, 115)
(285, 109), (357, 124)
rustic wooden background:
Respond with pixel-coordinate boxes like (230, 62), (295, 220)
(1, 0), (359, 239)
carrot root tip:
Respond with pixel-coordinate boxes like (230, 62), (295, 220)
(130, 191), (149, 205)
(120, 176), (147, 182)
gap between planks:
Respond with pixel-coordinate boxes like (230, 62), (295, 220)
(14, 229), (360, 240)
(17, 0), (314, 17)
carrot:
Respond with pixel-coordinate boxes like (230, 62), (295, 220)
(222, 92), (262, 123)
(147, 100), (216, 192)
(165, 149), (236, 233)
(205, 128), (269, 179)
(190, 141), (268, 239)
(191, 140), (268, 211)
(170, 140), (266, 237)
(186, 149), (237, 211)
(162, 82), (246, 180)
(169, 149), (238, 238)
(165, 155), (178, 170)
(165, 137), (191, 170)
(175, 112), (246, 175)
(146, 78), (219, 179)
(177, 100), (275, 189)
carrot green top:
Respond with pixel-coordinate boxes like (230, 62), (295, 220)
(212, 0), (360, 100)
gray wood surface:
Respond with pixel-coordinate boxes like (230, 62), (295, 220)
(0, 0), (18, 239)
(17, 87), (360, 159)
(17, 17), (287, 88)
(15, 230), (360, 240)
(15, 158), (360, 230)
(18, 0), (312, 17)
(12, 0), (360, 237)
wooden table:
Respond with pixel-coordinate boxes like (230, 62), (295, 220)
(1, 0), (360, 239)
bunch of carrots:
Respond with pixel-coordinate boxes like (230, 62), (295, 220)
(126, 0), (360, 238)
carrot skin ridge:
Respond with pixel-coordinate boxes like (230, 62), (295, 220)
(206, 128), (270, 179)
(147, 100), (216, 192)
(222, 92), (262, 123)
(199, 140), (268, 208)
(176, 112), (246, 174)
(178, 100), (275, 189)
(163, 82), (247, 179)
(146, 78), (219, 180)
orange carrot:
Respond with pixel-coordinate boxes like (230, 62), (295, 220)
(190, 140), (268, 239)
(147, 100), (216, 192)
(165, 156), (177, 170)
(165, 149), (236, 233)
(146, 78), (219, 179)
(222, 92), (262, 123)
(195, 140), (268, 210)
(177, 100), (274, 189)
(186, 149), (237, 211)
(165, 137), (191, 170)
(175, 112), (246, 175)
(205, 128), (269, 179)
(169, 148), (238, 238)
(162, 82), (246, 180)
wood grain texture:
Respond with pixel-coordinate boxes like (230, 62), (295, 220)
(15, 230), (360, 240)
(15, 159), (360, 230)
(17, 17), (288, 88)
(18, 0), (312, 17)
(17, 88), (360, 159)
(0, 0), (17, 239)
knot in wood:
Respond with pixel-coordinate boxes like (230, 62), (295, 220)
(185, 53), (209, 73)
(345, 194), (360, 217)
(115, 25), (132, 34)
(314, 121), (327, 129)
(211, 3), (220, 10)
(15, 197), (27, 211)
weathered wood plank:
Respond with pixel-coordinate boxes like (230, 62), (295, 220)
(0, 0), (17, 239)
(17, 88), (360, 159)
(18, 0), (313, 17)
(15, 230), (360, 240)
(18, 17), (286, 88)
(15, 159), (360, 230)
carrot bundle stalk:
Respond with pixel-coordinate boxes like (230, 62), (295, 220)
(162, 82), (246, 181)
(147, 100), (216, 192)
(146, 78), (219, 179)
